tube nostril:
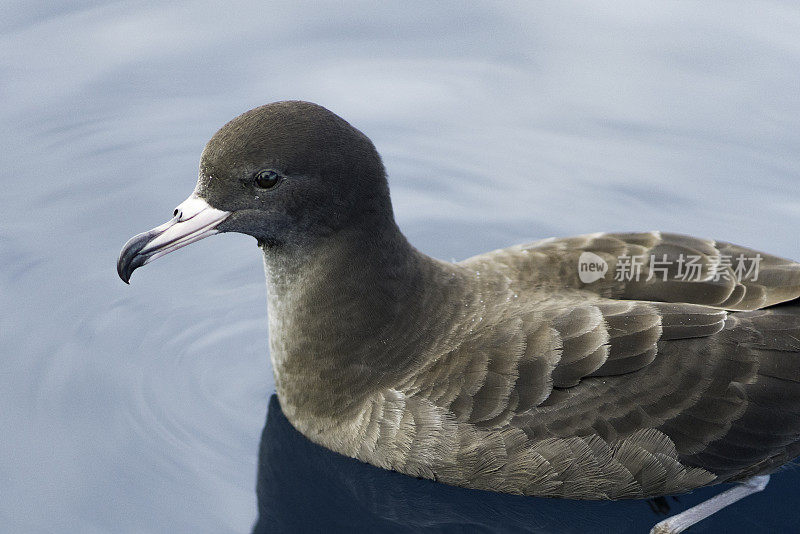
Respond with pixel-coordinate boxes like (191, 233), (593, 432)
(173, 208), (180, 219)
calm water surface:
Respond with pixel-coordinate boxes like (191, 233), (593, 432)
(2, 2), (800, 532)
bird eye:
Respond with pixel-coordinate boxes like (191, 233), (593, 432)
(254, 169), (283, 189)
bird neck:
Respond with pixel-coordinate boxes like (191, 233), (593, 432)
(260, 220), (452, 427)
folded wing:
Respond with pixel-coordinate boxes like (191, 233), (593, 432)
(462, 232), (800, 311)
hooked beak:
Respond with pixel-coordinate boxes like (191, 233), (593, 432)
(117, 194), (231, 283)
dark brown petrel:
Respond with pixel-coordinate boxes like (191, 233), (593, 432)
(118, 101), (800, 530)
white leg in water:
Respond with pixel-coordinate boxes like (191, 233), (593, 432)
(650, 475), (770, 534)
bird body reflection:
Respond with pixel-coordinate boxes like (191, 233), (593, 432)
(252, 395), (798, 533)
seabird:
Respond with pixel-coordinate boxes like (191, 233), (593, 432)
(118, 101), (800, 528)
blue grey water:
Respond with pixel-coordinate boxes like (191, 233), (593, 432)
(2, 1), (799, 532)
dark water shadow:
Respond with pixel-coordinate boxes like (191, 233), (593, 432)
(251, 395), (800, 533)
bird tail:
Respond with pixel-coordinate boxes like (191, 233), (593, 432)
(695, 304), (800, 481)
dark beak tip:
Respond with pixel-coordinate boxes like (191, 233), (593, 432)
(117, 231), (153, 285)
(116, 254), (133, 284)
